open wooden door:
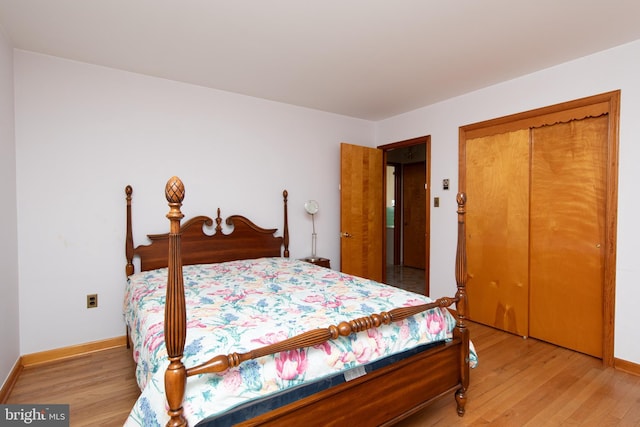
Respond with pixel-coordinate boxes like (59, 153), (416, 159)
(340, 143), (384, 282)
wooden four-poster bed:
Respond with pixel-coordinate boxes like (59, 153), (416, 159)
(123, 176), (471, 426)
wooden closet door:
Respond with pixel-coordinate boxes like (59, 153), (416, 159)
(529, 115), (607, 357)
(466, 129), (530, 336)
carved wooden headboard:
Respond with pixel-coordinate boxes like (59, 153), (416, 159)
(125, 176), (289, 275)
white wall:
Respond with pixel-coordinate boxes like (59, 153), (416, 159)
(14, 51), (374, 354)
(0, 27), (20, 384)
(376, 39), (640, 364)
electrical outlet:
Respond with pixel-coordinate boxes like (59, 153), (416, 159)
(434, 197), (440, 207)
(87, 294), (98, 308)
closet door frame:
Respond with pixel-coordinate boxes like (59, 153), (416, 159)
(458, 90), (620, 367)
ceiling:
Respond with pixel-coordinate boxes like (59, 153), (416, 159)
(1, 1), (640, 121)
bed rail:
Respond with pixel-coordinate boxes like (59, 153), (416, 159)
(186, 297), (457, 377)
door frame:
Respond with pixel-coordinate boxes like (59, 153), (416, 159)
(379, 136), (431, 295)
(458, 90), (620, 366)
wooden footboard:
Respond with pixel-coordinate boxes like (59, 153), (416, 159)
(137, 176), (469, 427)
(239, 339), (463, 426)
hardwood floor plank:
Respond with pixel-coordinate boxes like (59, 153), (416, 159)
(397, 323), (640, 427)
(609, 373), (640, 423)
(525, 363), (603, 425)
(620, 398), (640, 425)
(6, 346), (139, 426)
(567, 367), (636, 426)
(475, 348), (571, 423)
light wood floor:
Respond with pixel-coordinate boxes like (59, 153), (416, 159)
(6, 346), (139, 426)
(6, 322), (640, 426)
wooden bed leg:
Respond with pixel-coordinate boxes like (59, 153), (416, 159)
(165, 357), (187, 427)
(455, 325), (470, 416)
(164, 177), (188, 427)
(454, 192), (469, 416)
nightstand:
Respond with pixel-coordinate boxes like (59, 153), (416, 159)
(300, 257), (331, 268)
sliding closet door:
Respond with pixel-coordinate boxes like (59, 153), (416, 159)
(461, 91), (618, 363)
(529, 115), (608, 357)
(465, 129), (530, 336)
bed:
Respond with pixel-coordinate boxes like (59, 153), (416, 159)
(123, 176), (472, 426)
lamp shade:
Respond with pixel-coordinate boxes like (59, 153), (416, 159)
(304, 200), (319, 215)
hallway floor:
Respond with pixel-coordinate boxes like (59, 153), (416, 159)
(386, 265), (426, 295)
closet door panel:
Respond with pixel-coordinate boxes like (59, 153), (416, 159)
(466, 129), (530, 336)
(529, 116), (607, 357)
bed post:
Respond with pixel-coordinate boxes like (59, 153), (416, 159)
(164, 177), (188, 427)
(125, 185), (135, 277)
(454, 192), (469, 416)
(125, 185), (135, 349)
(282, 190), (290, 258)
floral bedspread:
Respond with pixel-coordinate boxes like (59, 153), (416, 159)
(123, 257), (473, 426)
